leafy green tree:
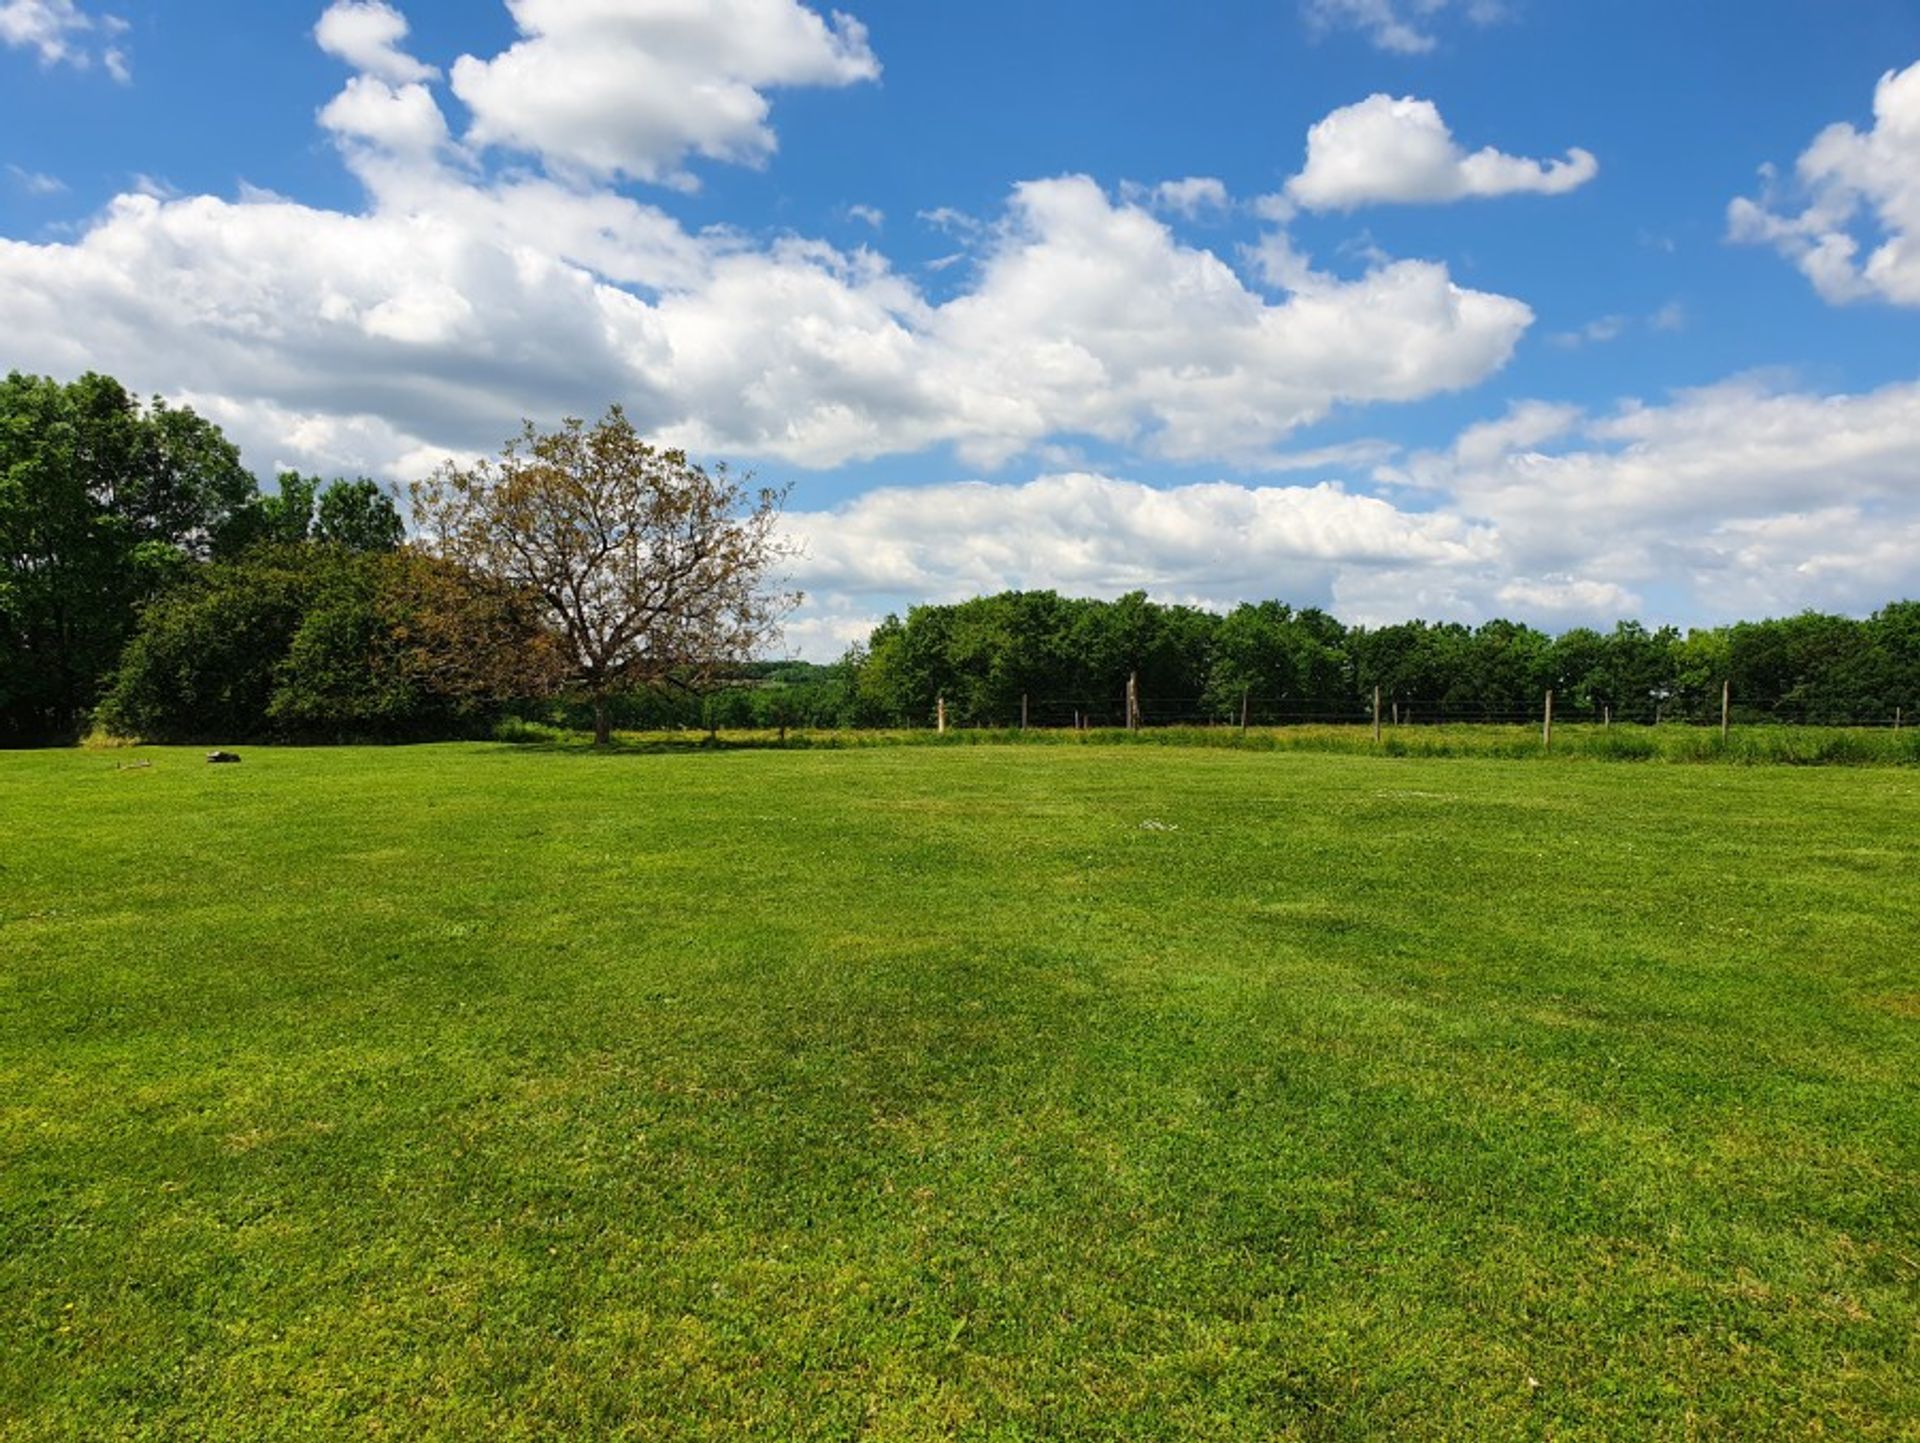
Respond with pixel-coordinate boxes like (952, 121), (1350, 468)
(315, 479), (405, 553)
(1862, 601), (1920, 716)
(1671, 628), (1730, 722)
(1350, 621), (1467, 717)
(1727, 613), (1873, 721)
(98, 546), (320, 741)
(854, 619), (918, 725)
(1207, 601), (1350, 718)
(0, 371), (254, 740)
(1547, 627), (1611, 714)
(257, 473), (321, 547)
(101, 545), (562, 742)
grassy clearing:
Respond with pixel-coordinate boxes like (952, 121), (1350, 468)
(3, 744), (1917, 1439)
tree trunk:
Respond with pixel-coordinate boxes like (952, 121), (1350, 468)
(592, 696), (611, 747)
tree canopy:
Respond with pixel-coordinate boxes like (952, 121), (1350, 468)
(1, 372), (254, 740)
(410, 407), (797, 744)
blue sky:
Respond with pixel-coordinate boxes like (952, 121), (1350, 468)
(4, 0), (1919, 654)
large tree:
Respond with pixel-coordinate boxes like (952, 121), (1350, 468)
(411, 407), (796, 745)
(0, 372), (255, 741)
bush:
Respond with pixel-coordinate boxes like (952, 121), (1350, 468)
(100, 546), (544, 743)
(98, 547), (315, 742)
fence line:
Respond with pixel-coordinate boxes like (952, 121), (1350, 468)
(922, 687), (1917, 733)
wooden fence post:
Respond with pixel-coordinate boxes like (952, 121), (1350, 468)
(1127, 672), (1140, 732)
(1373, 686), (1382, 745)
(1896, 706), (1903, 732)
(1604, 705), (1611, 729)
(937, 695), (947, 735)
(1721, 680), (1731, 743)
(1239, 689), (1250, 735)
(1543, 689), (1554, 754)
(1021, 693), (1029, 731)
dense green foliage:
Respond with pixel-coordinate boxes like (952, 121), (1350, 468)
(98, 545), (532, 743)
(3, 744), (1915, 1437)
(852, 591), (1920, 729)
(0, 372), (253, 741)
(0, 371), (407, 743)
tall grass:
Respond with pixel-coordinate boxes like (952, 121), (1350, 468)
(497, 717), (1920, 766)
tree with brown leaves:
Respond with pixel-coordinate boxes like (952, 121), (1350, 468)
(411, 408), (797, 745)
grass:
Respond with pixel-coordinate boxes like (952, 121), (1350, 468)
(495, 718), (1920, 767)
(2, 743), (1917, 1439)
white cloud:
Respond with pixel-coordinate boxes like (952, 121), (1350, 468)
(0, 187), (658, 478)
(1287, 94), (1597, 211)
(1384, 377), (1920, 617)
(1729, 58), (1920, 307)
(319, 77), (450, 155)
(1550, 315), (1627, 349)
(1440, 399), (1580, 471)
(1123, 176), (1231, 220)
(0, 0), (127, 77)
(896, 176), (1531, 467)
(1494, 577), (1640, 618)
(918, 206), (982, 238)
(0, 40), (1536, 483)
(776, 601), (886, 661)
(314, 1), (435, 84)
(449, 0), (879, 185)
(1302, 0), (1508, 56)
(6, 163), (66, 195)
(1548, 302), (1685, 349)
(846, 203), (884, 229)
(785, 471), (1493, 605)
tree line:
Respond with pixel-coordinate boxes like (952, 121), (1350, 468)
(832, 593), (1920, 729)
(4, 370), (1915, 745)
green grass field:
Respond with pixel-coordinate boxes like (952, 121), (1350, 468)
(3, 743), (1917, 1440)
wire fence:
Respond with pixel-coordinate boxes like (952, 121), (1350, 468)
(927, 689), (1914, 732)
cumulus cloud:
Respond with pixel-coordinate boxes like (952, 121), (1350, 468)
(0, 0), (126, 77)
(0, 44), (1537, 481)
(1302, 0), (1508, 56)
(319, 76), (450, 154)
(1286, 94), (1597, 210)
(449, 0), (880, 185)
(314, 1), (435, 84)
(785, 472), (1493, 604)
(1382, 377), (1920, 617)
(683, 173), (1532, 469)
(1494, 577), (1640, 619)
(1729, 58), (1920, 307)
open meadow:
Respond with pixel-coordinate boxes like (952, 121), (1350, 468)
(2, 741), (1917, 1440)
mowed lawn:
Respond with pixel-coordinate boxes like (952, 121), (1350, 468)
(2, 745), (1917, 1441)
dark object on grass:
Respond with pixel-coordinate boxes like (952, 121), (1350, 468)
(207, 751), (242, 764)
